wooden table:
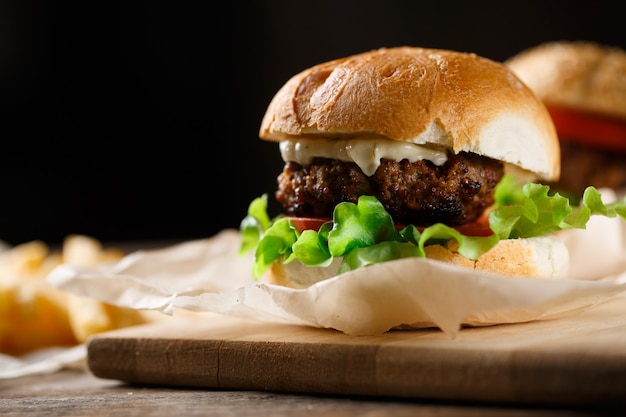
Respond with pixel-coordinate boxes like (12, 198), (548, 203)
(1, 367), (620, 416)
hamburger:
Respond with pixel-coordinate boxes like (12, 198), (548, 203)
(505, 41), (626, 199)
(240, 46), (626, 288)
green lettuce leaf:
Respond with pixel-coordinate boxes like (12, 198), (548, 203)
(240, 176), (626, 279)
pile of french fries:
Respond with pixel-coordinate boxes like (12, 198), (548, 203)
(0, 235), (158, 355)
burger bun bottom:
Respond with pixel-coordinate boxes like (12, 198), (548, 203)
(267, 236), (570, 289)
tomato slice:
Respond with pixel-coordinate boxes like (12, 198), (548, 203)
(445, 213), (493, 237)
(288, 217), (332, 233)
(547, 105), (626, 152)
(286, 213), (493, 237)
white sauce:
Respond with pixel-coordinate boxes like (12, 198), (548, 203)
(279, 138), (448, 176)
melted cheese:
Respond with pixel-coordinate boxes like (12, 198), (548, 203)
(279, 138), (448, 176)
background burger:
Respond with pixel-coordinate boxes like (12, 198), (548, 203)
(505, 41), (626, 199)
(240, 46), (626, 288)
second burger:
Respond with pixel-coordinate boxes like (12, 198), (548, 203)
(506, 40), (626, 199)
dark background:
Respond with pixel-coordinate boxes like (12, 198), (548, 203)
(1, 1), (625, 246)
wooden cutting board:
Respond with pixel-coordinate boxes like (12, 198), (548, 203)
(87, 292), (626, 406)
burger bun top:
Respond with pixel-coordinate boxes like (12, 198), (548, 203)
(505, 41), (626, 121)
(260, 46), (560, 181)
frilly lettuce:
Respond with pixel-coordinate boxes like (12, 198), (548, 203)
(240, 175), (626, 279)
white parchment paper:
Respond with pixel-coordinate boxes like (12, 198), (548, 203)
(46, 221), (626, 338)
(0, 345), (86, 379)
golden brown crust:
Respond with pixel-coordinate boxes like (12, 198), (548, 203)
(260, 46), (560, 181)
(435, 237), (569, 278)
(505, 41), (626, 120)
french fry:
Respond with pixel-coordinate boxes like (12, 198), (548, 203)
(0, 235), (157, 355)
(61, 235), (149, 343)
(0, 241), (73, 354)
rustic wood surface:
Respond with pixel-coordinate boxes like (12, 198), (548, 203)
(83, 293), (626, 409)
(1, 368), (621, 416)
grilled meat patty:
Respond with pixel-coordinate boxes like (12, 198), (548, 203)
(276, 151), (504, 226)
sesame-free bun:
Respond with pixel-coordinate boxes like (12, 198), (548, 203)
(260, 46), (560, 181)
(267, 236), (569, 289)
(505, 41), (626, 120)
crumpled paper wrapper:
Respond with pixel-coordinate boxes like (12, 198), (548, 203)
(0, 345), (86, 379)
(45, 214), (626, 337)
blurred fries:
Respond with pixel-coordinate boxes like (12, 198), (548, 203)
(0, 235), (157, 355)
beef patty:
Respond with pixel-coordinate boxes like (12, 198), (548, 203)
(275, 151), (504, 226)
